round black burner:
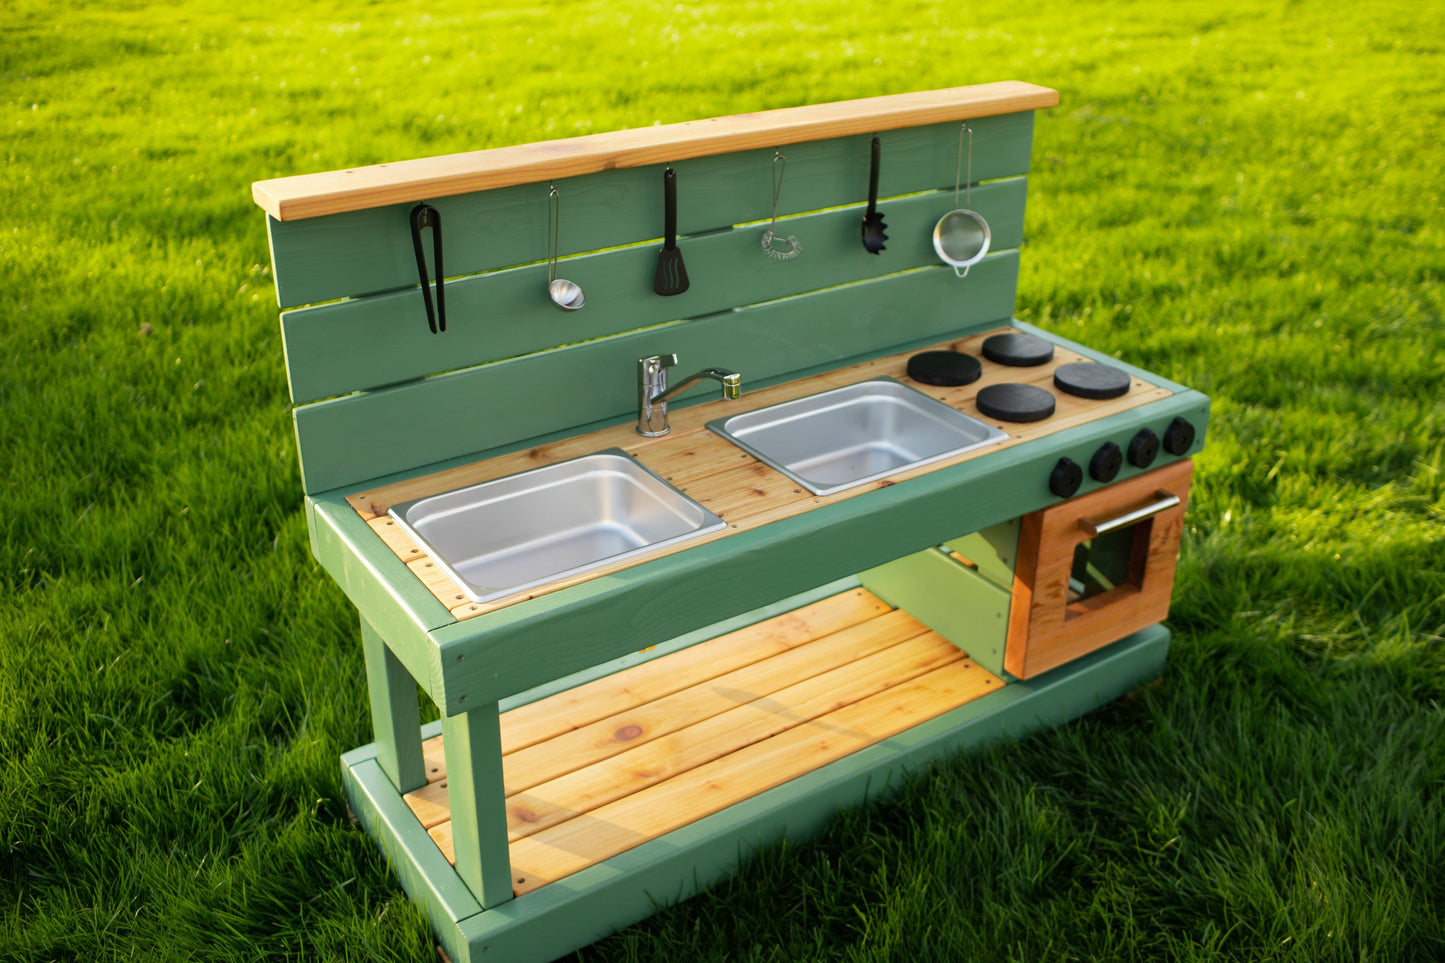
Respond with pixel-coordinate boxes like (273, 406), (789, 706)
(1053, 362), (1131, 400)
(981, 333), (1054, 367)
(976, 382), (1056, 423)
(906, 350), (982, 387)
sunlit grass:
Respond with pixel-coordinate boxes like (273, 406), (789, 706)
(2, 0), (1442, 960)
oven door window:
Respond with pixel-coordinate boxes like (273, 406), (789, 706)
(1068, 525), (1141, 604)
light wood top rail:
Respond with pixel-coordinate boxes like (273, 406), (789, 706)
(252, 82), (1058, 221)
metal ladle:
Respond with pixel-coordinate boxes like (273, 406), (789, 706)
(547, 185), (585, 310)
(933, 123), (991, 278)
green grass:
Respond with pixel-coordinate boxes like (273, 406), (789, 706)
(2, 0), (1442, 960)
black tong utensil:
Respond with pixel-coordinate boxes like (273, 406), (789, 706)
(654, 167), (690, 296)
(410, 202), (445, 333)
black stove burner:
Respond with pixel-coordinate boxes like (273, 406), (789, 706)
(981, 333), (1054, 367)
(1053, 362), (1131, 400)
(906, 350), (982, 387)
(975, 382), (1056, 423)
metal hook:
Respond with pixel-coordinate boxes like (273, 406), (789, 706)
(954, 123), (975, 209)
(770, 150), (787, 231)
(547, 185), (560, 284)
(761, 150), (801, 260)
(409, 203), (445, 334)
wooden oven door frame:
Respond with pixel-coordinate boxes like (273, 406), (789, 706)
(1004, 459), (1194, 679)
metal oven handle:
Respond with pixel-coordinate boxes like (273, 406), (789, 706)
(1078, 492), (1181, 538)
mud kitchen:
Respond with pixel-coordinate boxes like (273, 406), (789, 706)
(251, 81), (1209, 962)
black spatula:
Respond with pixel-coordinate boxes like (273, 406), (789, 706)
(654, 167), (690, 296)
(861, 136), (888, 254)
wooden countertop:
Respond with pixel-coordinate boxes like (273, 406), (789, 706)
(346, 326), (1172, 623)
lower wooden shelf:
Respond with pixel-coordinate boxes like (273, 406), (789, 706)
(401, 588), (1003, 896)
(341, 594), (1171, 963)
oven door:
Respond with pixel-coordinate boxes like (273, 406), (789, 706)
(1005, 459), (1193, 679)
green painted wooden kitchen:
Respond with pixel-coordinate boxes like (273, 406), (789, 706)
(251, 81), (1210, 962)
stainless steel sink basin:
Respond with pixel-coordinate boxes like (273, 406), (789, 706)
(707, 378), (1008, 496)
(389, 450), (725, 604)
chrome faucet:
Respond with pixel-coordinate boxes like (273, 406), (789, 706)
(637, 354), (741, 437)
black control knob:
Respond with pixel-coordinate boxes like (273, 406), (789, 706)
(1049, 457), (1083, 498)
(1089, 442), (1123, 483)
(1128, 428), (1159, 468)
(1163, 417), (1196, 456)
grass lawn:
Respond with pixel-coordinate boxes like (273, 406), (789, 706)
(2, 0), (1442, 960)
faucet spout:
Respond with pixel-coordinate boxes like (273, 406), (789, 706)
(637, 356), (742, 436)
(655, 367), (742, 404)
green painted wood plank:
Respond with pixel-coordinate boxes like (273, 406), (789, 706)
(269, 113), (1036, 308)
(340, 757), (482, 935)
(442, 625), (1169, 963)
(360, 617), (428, 793)
(856, 548), (1014, 677)
(291, 252), (1019, 494)
(307, 496), (451, 705)
(424, 386), (1206, 710)
(440, 706), (514, 910)
(280, 178), (1028, 404)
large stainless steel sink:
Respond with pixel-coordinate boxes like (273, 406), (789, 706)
(707, 378), (1008, 496)
(388, 450), (725, 604)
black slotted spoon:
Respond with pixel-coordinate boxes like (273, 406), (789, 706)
(654, 167), (690, 295)
(861, 136), (888, 254)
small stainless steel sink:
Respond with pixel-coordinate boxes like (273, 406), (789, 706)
(389, 450), (725, 604)
(707, 378), (1008, 496)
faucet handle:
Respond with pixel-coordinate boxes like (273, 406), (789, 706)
(639, 353), (678, 375)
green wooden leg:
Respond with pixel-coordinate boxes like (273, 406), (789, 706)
(361, 617), (427, 793)
(441, 704), (514, 909)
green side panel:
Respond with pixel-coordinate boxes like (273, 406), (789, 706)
(429, 389), (1210, 709)
(341, 756), (482, 946)
(307, 496), (450, 704)
(281, 179), (1028, 404)
(292, 252), (1019, 494)
(440, 706), (514, 910)
(360, 617), (428, 793)
(856, 547), (1013, 677)
(941, 518), (1020, 591)
(268, 113), (1037, 309)
(443, 625), (1170, 963)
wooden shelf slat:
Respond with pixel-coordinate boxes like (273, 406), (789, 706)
(495, 587), (888, 755)
(500, 608), (931, 794)
(502, 630), (964, 842)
